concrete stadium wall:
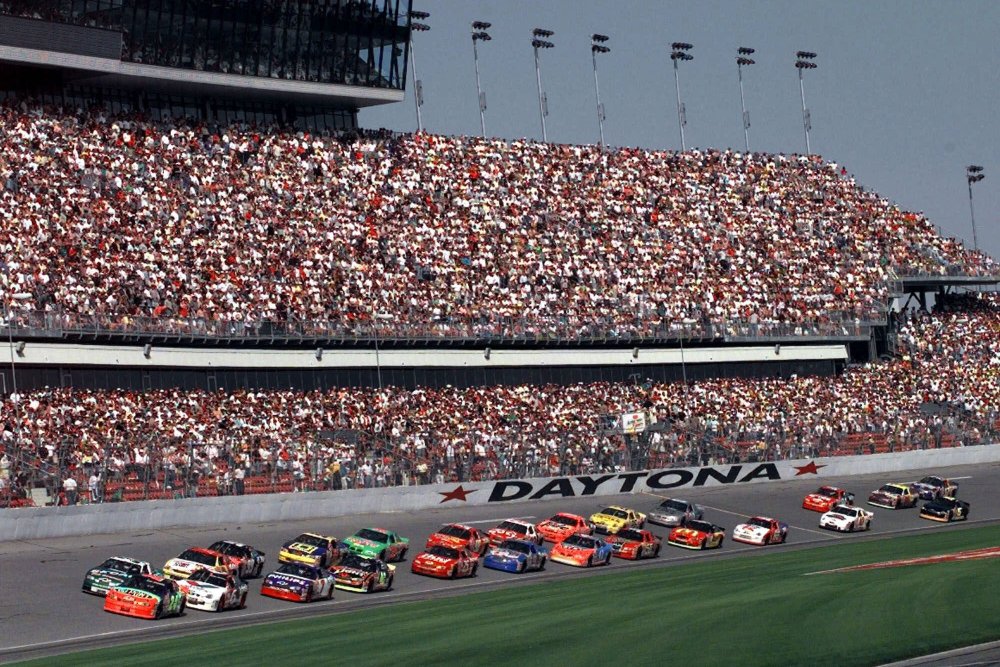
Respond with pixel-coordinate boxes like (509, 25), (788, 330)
(3, 445), (997, 541)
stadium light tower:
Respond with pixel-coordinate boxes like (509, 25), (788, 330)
(409, 10), (430, 133)
(591, 34), (610, 149)
(795, 50), (817, 155)
(670, 42), (693, 151)
(967, 165), (985, 252)
(471, 22), (492, 137)
(531, 28), (555, 142)
(736, 47), (756, 153)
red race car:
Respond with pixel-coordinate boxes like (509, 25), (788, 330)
(802, 486), (855, 513)
(410, 546), (479, 579)
(425, 523), (491, 556)
(488, 518), (543, 546)
(535, 513), (593, 543)
(548, 534), (613, 568)
(667, 520), (726, 550)
(606, 528), (662, 560)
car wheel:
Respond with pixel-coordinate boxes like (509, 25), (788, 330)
(366, 579), (374, 593)
(653, 544), (661, 557)
(700, 539), (707, 550)
(386, 575), (394, 591)
(379, 550), (387, 561)
(179, 598), (186, 616)
(517, 560), (526, 574)
(947, 511), (954, 522)
(305, 588), (313, 603)
(848, 523), (855, 533)
(449, 567), (457, 579)
(154, 601), (163, 619)
(240, 592), (247, 608)
(472, 563), (479, 577)
(587, 556), (593, 567)
(539, 557), (546, 571)
(326, 584), (334, 600)
(214, 598), (221, 612)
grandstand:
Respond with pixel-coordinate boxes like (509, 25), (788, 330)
(1, 2), (999, 508)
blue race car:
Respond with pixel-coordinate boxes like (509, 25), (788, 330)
(483, 539), (547, 574)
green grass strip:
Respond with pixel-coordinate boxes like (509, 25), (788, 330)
(21, 525), (1000, 667)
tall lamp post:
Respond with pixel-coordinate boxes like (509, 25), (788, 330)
(795, 50), (817, 155)
(736, 47), (755, 153)
(591, 34), (610, 149)
(409, 10), (430, 133)
(967, 165), (985, 252)
(670, 42), (693, 151)
(471, 21), (492, 137)
(531, 28), (555, 142)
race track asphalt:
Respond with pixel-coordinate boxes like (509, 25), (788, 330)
(2, 460), (999, 664)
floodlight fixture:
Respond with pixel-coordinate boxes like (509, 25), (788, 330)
(592, 33), (609, 42)
(472, 21), (491, 29)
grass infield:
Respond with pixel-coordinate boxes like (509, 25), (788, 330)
(23, 525), (1000, 667)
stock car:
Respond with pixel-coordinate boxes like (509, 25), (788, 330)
(483, 539), (548, 573)
(104, 574), (186, 620)
(868, 483), (919, 509)
(668, 520), (727, 550)
(207, 540), (266, 578)
(82, 557), (153, 596)
(607, 528), (662, 559)
(278, 533), (341, 568)
(647, 498), (704, 527)
(536, 513), (593, 543)
(332, 553), (395, 593)
(177, 569), (248, 611)
(802, 486), (855, 513)
(911, 476), (960, 501)
(549, 534), (613, 567)
(163, 547), (236, 580)
(589, 506), (647, 535)
(260, 563), (335, 602)
(426, 523), (491, 556)
(411, 546), (480, 579)
(488, 519), (543, 546)
(342, 528), (410, 562)
(732, 517), (789, 546)
(819, 504), (874, 532)
(919, 497), (970, 523)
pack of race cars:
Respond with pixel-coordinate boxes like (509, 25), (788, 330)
(85, 474), (969, 619)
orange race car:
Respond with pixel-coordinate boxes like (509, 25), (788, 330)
(606, 528), (662, 560)
(104, 574), (186, 620)
(425, 523), (491, 556)
(548, 534), (613, 568)
(668, 520), (726, 550)
(802, 486), (855, 513)
(535, 513), (593, 543)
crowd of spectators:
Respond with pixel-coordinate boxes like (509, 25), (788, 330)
(2, 98), (997, 343)
(3, 294), (999, 505)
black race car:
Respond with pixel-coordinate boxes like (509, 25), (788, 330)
(919, 497), (970, 523)
(208, 540), (267, 579)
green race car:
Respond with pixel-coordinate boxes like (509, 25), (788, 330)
(341, 527), (409, 562)
(82, 556), (154, 596)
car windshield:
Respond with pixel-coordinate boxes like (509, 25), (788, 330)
(816, 487), (838, 497)
(126, 577), (168, 595)
(687, 521), (716, 533)
(617, 529), (645, 541)
(438, 525), (471, 539)
(600, 507), (628, 519)
(747, 518), (772, 529)
(498, 540), (530, 554)
(293, 534), (327, 547)
(355, 529), (388, 542)
(100, 558), (143, 574)
(549, 514), (578, 526)
(918, 477), (942, 486)
(339, 554), (377, 571)
(562, 535), (596, 548)
(178, 549), (217, 565)
(879, 485), (903, 495)
(427, 545), (460, 559)
(831, 506), (857, 516)
(275, 563), (316, 578)
(190, 570), (230, 587)
(209, 542), (246, 557)
(496, 521), (528, 534)
(659, 499), (688, 512)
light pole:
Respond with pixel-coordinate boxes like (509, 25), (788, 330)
(591, 34), (610, 149)
(409, 10), (430, 133)
(967, 165), (985, 252)
(471, 21), (491, 138)
(795, 50), (817, 155)
(670, 42), (693, 151)
(736, 47), (755, 153)
(531, 28), (555, 142)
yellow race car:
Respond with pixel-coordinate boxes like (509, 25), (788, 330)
(589, 505), (646, 535)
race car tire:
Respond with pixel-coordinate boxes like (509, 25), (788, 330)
(240, 592), (247, 608)
(587, 556), (593, 567)
(379, 550), (387, 562)
(366, 579), (374, 593)
(472, 563), (479, 577)
(947, 511), (954, 522)
(700, 539), (707, 550)
(604, 554), (611, 565)
(154, 601), (163, 619)
(326, 585), (334, 600)
(305, 588), (313, 603)
(865, 521), (871, 531)
(539, 556), (546, 571)
(386, 575), (394, 590)
(653, 544), (661, 557)
(179, 598), (186, 615)
(449, 567), (457, 580)
(517, 560), (526, 574)
(214, 598), (221, 612)
(848, 523), (855, 533)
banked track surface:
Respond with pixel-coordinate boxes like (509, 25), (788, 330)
(2, 461), (999, 664)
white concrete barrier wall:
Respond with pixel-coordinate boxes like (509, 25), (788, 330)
(2, 445), (998, 541)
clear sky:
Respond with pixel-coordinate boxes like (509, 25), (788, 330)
(361, 0), (999, 261)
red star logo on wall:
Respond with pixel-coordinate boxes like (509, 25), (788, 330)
(439, 485), (477, 503)
(793, 461), (827, 476)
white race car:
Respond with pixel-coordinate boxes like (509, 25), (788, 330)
(177, 569), (249, 611)
(819, 504), (874, 533)
(731, 516), (788, 546)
